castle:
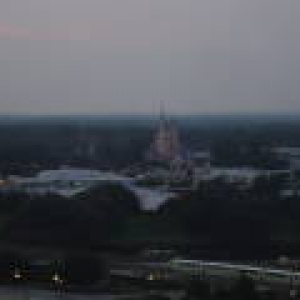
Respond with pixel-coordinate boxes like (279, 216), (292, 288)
(147, 109), (182, 163)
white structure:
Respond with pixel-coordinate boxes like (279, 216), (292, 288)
(2, 167), (133, 197)
(129, 186), (176, 211)
(1, 166), (175, 211)
(194, 167), (288, 187)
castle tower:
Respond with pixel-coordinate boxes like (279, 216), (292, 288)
(147, 104), (181, 162)
(74, 122), (97, 161)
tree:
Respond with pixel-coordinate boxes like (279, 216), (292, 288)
(63, 253), (107, 286)
(230, 275), (260, 300)
(185, 278), (210, 299)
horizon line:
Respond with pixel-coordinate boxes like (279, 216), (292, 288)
(0, 112), (300, 118)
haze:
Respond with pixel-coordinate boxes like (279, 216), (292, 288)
(0, 1), (300, 115)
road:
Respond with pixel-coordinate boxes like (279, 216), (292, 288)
(0, 287), (117, 300)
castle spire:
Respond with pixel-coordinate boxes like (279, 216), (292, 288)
(160, 101), (166, 123)
(146, 102), (181, 162)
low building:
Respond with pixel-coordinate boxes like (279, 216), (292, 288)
(194, 167), (290, 188)
(272, 147), (300, 170)
(191, 151), (211, 169)
(0, 166), (133, 197)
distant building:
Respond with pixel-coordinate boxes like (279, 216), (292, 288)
(193, 167), (291, 190)
(190, 151), (211, 169)
(195, 167), (263, 186)
(0, 167), (175, 211)
(272, 147), (300, 170)
(169, 156), (194, 184)
(143, 108), (213, 187)
(0, 166), (133, 197)
(147, 109), (181, 163)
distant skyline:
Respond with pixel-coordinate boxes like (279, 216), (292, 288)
(1, 1), (300, 115)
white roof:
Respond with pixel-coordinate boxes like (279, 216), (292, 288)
(170, 259), (300, 277)
(36, 168), (103, 181)
(207, 167), (262, 179)
(128, 185), (175, 211)
(8, 167), (134, 185)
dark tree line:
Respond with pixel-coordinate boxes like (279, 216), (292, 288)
(159, 176), (300, 260)
(0, 184), (140, 248)
(1, 116), (300, 175)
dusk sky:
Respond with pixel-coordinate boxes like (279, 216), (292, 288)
(1, 1), (300, 115)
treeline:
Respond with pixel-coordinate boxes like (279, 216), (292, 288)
(2, 176), (300, 259)
(158, 176), (300, 259)
(0, 120), (153, 175)
(0, 184), (140, 248)
(1, 117), (300, 176)
(1, 173), (300, 261)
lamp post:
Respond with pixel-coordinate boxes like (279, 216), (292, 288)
(52, 272), (65, 298)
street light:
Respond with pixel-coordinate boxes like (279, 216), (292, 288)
(13, 268), (22, 280)
(52, 273), (64, 285)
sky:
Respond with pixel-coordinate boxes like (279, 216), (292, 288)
(0, 0), (300, 115)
